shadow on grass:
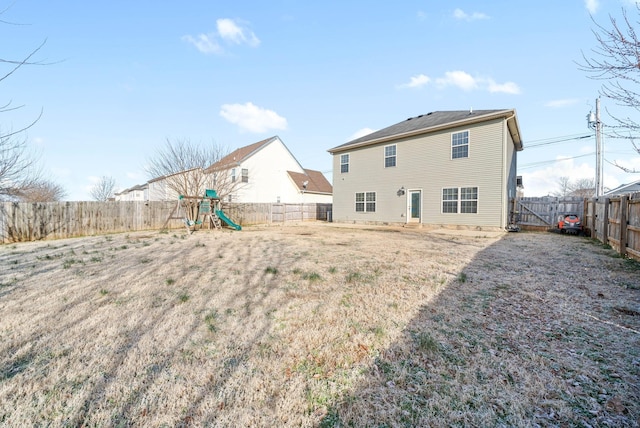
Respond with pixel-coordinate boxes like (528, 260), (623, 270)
(319, 232), (640, 427)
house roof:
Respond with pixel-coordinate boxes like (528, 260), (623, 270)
(205, 136), (279, 172)
(328, 109), (523, 153)
(604, 180), (640, 196)
(287, 169), (333, 194)
(147, 167), (202, 183)
(115, 183), (148, 195)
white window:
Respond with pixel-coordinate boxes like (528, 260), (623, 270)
(355, 192), (376, 212)
(340, 154), (349, 173)
(384, 144), (396, 168)
(231, 168), (236, 183)
(451, 131), (469, 159)
(442, 187), (478, 213)
(241, 168), (248, 183)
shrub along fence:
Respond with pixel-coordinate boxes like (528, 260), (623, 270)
(0, 201), (332, 243)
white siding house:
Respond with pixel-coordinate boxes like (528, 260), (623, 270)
(114, 183), (148, 201)
(147, 168), (208, 201)
(206, 136), (332, 203)
(328, 109), (523, 230)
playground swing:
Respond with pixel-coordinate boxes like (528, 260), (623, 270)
(161, 190), (242, 233)
(161, 195), (203, 234)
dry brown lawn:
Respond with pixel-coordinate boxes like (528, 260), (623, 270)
(0, 223), (638, 427)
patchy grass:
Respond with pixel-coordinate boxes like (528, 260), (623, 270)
(0, 226), (637, 427)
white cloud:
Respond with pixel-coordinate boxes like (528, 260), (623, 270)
(417, 11), (427, 21)
(453, 8), (489, 21)
(400, 70), (520, 95)
(183, 18), (259, 54)
(521, 157), (595, 196)
(545, 98), (581, 108)
(181, 34), (222, 55)
(487, 79), (521, 95)
(216, 18), (260, 47)
(399, 74), (431, 89)
(348, 128), (377, 141)
(585, 0), (599, 14)
(436, 70), (479, 91)
(220, 102), (287, 133)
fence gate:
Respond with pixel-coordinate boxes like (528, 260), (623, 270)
(513, 197), (585, 229)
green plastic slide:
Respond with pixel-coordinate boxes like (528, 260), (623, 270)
(216, 209), (242, 230)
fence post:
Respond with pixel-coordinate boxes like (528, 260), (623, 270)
(592, 198), (597, 236)
(602, 198), (610, 246)
(619, 195), (628, 257)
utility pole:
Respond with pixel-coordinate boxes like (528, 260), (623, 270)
(587, 97), (604, 197)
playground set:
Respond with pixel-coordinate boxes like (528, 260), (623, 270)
(161, 189), (242, 234)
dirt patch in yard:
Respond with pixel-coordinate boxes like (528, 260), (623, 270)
(0, 224), (638, 427)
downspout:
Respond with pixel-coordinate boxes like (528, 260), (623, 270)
(503, 114), (517, 229)
(502, 115), (513, 229)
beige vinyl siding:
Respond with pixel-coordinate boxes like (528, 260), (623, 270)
(331, 118), (509, 228)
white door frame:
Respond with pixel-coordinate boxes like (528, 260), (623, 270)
(407, 189), (422, 223)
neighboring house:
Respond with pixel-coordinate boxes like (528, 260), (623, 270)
(114, 183), (148, 201)
(205, 136), (332, 203)
(147, 167), (206, 201)
(327, 109), (523, 230)
(287, 169), (333, 203)
(604, 180), (640, 196)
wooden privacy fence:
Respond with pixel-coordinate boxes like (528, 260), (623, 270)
(511, 194), (640, 261)
(513, 196), (585, 229)
(0, 201), (332, 243)
(585, 193), (640, 261)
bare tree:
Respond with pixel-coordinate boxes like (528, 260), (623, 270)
(553, 176), (572, 197)
(0, 7), (56, 200)
(579, 5), (640, 171)
(569, 178), (596, 198)
(146, 138), (236, 200)
(554, 177), (595, 198)
(0, 130), (41, 200)
(90, 176), (116, 201)
(17, 178), (66, 202)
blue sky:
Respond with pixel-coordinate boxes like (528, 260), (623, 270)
(2, 0), (639, 200)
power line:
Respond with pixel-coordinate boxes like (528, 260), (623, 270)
(525, 133), (592, 148)
(519, 152), (595, 170)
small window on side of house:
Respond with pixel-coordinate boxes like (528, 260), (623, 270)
(384, 144), (396, 168)
(460, 187), (478, 213)
(340, 154), (349, 173)
(442, 188), (459, 213)
(231, 168), (236, 183)
(451, 131), (469, 159)
(241, 168), (248, 183)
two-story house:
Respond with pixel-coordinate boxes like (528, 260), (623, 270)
(206, 136), (332, 203)
(328, 109), (523, 230)
(114, 183), (148, 201)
